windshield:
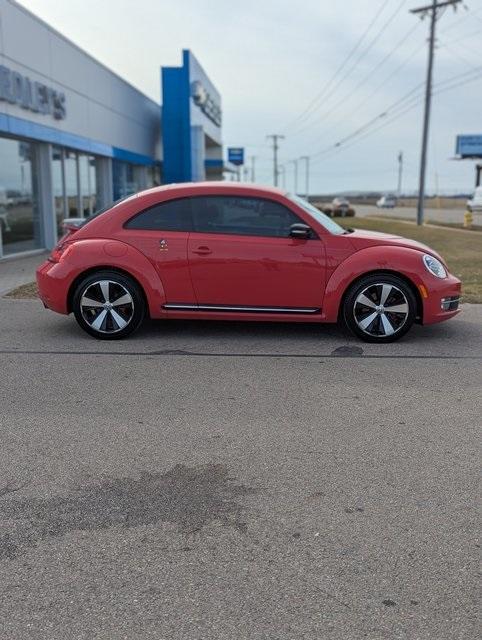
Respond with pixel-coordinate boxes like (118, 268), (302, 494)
(288, 194), (346, 235)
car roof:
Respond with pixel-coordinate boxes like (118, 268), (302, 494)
(137, 181), (287, 199)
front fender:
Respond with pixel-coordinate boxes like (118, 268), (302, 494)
(64, 239), (166, 318)
(321, 246), (432, 322)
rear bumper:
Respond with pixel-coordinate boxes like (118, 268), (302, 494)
(36, 260), (70, 314)
(421, 273), (462, 325)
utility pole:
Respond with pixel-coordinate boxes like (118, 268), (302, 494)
(250, 156), (256, 182)
(300, 155), (310, 199)
(411, 0), (462, 225)
(266, 134), (285, 186)
(289, 159), (298, 194)
(397, 151), (403, 197)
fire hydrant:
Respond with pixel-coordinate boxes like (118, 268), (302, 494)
(464, 210), (473, 229)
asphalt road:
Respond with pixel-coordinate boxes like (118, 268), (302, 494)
(0, 299), (480, 639)
(354, 204), (482, 225)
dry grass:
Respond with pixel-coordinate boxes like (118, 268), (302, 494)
(4, 282), (38, 299)
(338, 216), (482, 303)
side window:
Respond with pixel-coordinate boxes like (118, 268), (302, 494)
(191, 196), (306, 238)
(124, 198), (192, 231)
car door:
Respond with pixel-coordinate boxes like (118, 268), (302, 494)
(187, 195), (325, 311)
(121, 198), (195, 303)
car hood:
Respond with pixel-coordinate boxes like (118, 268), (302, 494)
(347, 228), (444, 262)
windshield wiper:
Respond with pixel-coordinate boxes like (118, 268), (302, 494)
(342, 228), (355, 234)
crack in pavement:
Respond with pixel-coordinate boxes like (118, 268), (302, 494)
(0, 349), (480, 359)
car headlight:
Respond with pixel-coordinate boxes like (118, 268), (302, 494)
(422, 254), (447, 279)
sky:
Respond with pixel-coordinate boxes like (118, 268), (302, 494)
(17, 0), (482, 194)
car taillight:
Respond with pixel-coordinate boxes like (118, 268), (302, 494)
(48, 242), (73, 263)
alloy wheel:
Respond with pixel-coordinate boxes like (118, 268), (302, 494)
(353, 283), (409, 338)
(80, 280), (134, 334)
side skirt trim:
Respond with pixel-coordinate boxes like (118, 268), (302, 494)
(163, 303), (321, 314)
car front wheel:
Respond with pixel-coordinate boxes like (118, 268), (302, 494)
(343, 274), (416, 343)
(72, 270), (145, 339)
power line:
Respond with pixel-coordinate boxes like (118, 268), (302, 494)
(281, 0), (394, 134)
(438, 3), (479, 32)
(305, 38), (427, 149)
(285, 1), (474, 148)
(439, 38), (480, 68)
(289, 0), (409, 136)
(440, 27), (482, 45)
(309, 81), (426, 161)
(308, 66), (482, 163)
(292, 18), (422, 139)
(312, 68), (482, 165)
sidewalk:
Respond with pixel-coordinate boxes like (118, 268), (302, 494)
(0, 251), (48, 295)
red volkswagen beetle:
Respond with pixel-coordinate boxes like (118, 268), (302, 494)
(36, 183), (461, 343)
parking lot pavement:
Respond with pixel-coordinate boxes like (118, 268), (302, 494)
(355, 204), (482, 225)
(0, 299), (480, 640)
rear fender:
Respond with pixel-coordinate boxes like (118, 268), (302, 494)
(322, 246), (427, 322)
(66, 239), (166, 318)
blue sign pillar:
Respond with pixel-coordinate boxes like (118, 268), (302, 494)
(161, 50), (223, 183)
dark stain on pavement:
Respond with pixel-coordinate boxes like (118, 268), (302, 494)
(331, 345), (364, 357)
(0, 464), (256, 560)
(382, 599), (397, 607)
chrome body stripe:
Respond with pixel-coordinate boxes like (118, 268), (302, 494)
(163, 303), (320, 314)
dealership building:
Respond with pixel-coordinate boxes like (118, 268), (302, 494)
(0, 0), (223, 258)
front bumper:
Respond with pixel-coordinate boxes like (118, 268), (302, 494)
(421, 273), (462, 325)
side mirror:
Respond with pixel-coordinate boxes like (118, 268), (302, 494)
(289, 223), (312, 239)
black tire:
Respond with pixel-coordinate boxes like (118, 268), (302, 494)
(343, 274), (416, 343)
(72, 270), (145, 340)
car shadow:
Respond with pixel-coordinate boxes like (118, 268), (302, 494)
(30, 304), (473, 351)
(136, 317), (351, 342)
(132, 316), (462, 347)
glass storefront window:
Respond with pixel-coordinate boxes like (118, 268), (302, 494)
(51, 148), (99, 234)
(64, 149), (80, 218)
(0, 137), (41, 256)
(52, 146), (66, 236)
(147, 164), (161, 188)
(113, 160), (143, 201)
(79, 154), (97, 217)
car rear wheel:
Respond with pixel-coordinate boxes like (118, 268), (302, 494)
(72, 270), (145, 339)
(343, 274), (416, 343)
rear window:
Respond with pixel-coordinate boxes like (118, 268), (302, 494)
(124, 199), (192, 231)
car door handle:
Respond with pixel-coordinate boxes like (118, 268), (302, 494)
(192, 246), (212, 255)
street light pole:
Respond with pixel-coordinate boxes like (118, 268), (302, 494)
(289, 159), (298, 194)
(278, 165), (286, 189)
(300, 156), (310, 199)
(250, 156), (256, 182)
(397, 151), (403, 197)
